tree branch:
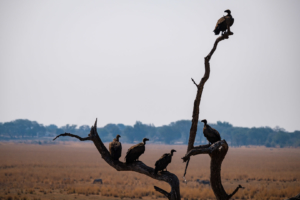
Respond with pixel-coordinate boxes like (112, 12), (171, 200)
(206, 32), (230, 62)
(53, 119), (180, 200)
(53, 133), (92, 141)
(182, 140), (227, 162)
(184, 31), (239, 200)
(191, 78), (198, 87)
(187, 32), (231, 153)
(154, 186), (171, 199)
(227, 185), (245, 199)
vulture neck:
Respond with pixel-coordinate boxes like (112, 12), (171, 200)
(116, 138), (119, 142)
(143, 141), (146, 145)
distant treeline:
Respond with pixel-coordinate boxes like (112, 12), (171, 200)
(0, 119), (299, 147)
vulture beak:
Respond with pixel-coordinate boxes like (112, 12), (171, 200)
(224, 9), (231, 14)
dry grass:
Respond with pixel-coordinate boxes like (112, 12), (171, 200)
(0, 142), (299, 200)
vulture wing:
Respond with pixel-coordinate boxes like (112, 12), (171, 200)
(203, 125), (221, 144)
(215, 16), (226, 29)
(211, 128), (221, 141)
(155, 153), (172, 173)
(155, 153), (169, 167)
(125, 143), (145, 163)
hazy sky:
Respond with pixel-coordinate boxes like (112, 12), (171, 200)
(1, 1), (300, 131)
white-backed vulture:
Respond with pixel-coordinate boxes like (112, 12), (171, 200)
(109, 134), (122, 160)
(154, 149), (176, 174)
(201, 119), (221, 144)
(125, 138), (149, 163)
(213, 9), (234, 35)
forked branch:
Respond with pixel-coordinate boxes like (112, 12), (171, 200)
(182, 140), (227, 162)
(183, 140), (243, 200)
(54, 119), (180, 200)
(228, 185), (245, 199)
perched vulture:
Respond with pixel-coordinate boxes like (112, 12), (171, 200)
(213, 9), (234, 35)
(201, 119), (221, 144)
(109, 134), (122, 160)
(125, 138), (149, 163)
(154, 149), (176, 174)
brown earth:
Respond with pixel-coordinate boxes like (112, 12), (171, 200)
(0, 142), (299, 200)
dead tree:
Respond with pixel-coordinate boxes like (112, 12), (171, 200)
(53, 119), (180, 200)
(53, 31), (241, 200)
(182, 31), (244, 200)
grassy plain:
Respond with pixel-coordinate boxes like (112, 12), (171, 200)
(0, 142), (299, 200)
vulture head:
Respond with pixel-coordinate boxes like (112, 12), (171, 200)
(143, 138), (149, 144)
(116, 134), (121, 141)
(170, 149), (176, 155)
(224, 9), (231, 15)
(201, 119), (207, 125)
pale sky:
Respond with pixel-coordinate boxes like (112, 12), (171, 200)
(1, 1), (299, 131)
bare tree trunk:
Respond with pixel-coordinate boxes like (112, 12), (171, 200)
(53, 31), (240, 200)
(187, 32), (230, 152)
(53, 119), (180, 200)
(183, 32), (243, 200)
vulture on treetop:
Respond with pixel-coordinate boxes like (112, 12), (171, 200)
(125, 138), (149, 163)
(154, 149), (176, 174)
(201, 119), (221, 144)
(213, 9), (234, 35)
(109, 134), (122, 160)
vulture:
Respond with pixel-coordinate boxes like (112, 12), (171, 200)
(201, 119), (221, 144)
(125, 138), (149, 163)
(154, 149), (176, 174)
(109, 134), (122, 160)
(213, 9), (234, 35)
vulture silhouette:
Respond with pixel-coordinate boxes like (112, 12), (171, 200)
(125, 138), (149, 163)
(109, 134), (122, 160)
(154, 149), (176, 174)
(201, 119), (221, 144)
(213, 9), (234, 35)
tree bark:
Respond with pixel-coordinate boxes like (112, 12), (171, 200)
(53, 119), (180, 200)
